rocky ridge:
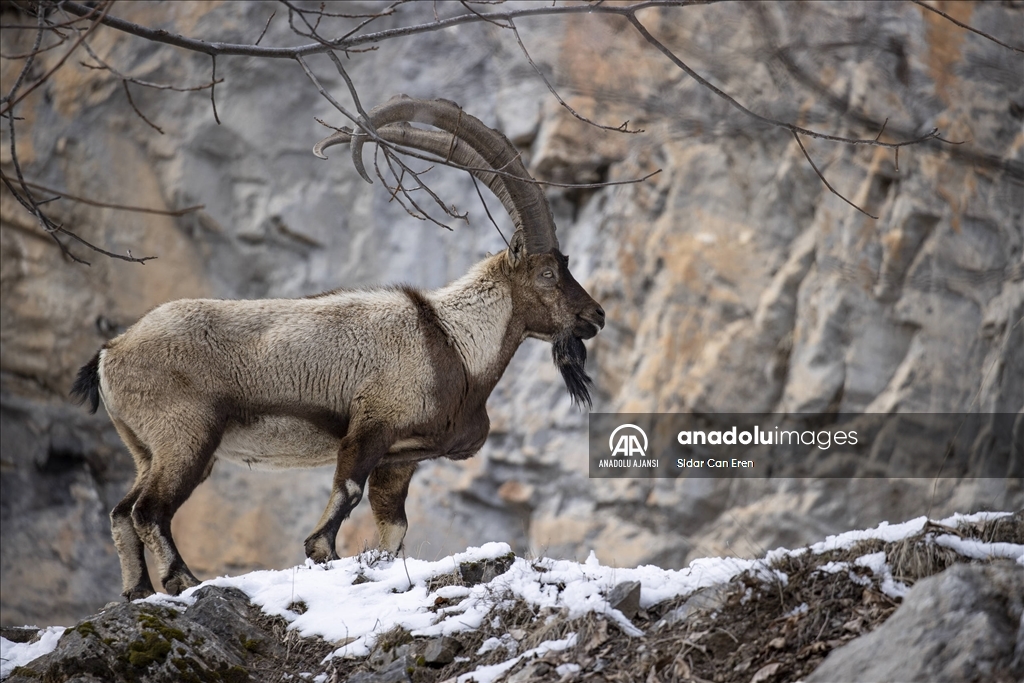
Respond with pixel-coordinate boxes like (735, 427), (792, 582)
(3, 512), (1021, 683)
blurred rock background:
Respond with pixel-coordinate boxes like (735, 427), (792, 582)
(1, 1), (1021, 626)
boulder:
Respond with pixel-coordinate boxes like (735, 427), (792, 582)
(806, 561), (1024, 683)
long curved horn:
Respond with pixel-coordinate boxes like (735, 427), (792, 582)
(317, 95), (558, 254)
(314, 123), (523, 230)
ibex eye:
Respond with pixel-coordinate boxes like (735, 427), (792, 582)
(542, 270), (555, 279)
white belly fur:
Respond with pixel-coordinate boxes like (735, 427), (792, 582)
(215, 416), (341, 469)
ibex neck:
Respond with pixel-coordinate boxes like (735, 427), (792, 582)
(429, 254), (523, 388)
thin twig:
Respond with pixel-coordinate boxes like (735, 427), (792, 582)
(910, 0), (1024, 54)
(279, 0), (405, 47)
(508, 17), (642, 134)
(873, 118), (888, 142)
(469, 173), (510, 247)
(335, 0), (408, 45)
(79, 59), (222, 91)
(0, 37), (68, 60)
(15, 179), (204, 216)
(60, 227), (158, 263)
(458, 0), (512, 30)
(0, 1), (112, 116)
(628, 13), (941, 152)
(326, 51), (371, 122)
(122, 80), (164, 133)
(294, 53), (361, 127)
(278, 1), (399, 20)
(792, 131), (877, 219)
(0, 9), (100, 30)
(68, 21), (222, 93)
(210, 55), (221, 123)
(753, 4), (1010, 180)
(1, 12), (45, 105)
(380, 150), (458, 231)
(314, 116), (346, 133)
(1, 142), (85, 262)
(2, 25), (90, 266)
(255, 10), (276, 45)
(384, 144), (469, 226)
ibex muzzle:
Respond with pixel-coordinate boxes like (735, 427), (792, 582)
(71, 96), (604, 600)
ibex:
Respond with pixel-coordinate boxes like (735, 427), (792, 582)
(71, 96), (605, 600)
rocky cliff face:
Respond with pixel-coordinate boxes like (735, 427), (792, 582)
(1, 1), (1021, 626)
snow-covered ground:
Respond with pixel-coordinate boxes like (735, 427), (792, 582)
(0, 627), (65, 679)
(2, 511), (1020, 681)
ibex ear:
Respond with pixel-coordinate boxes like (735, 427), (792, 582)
(506, 229), (528, 267)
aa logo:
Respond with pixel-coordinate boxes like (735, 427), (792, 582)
(609, 424), (648, 457)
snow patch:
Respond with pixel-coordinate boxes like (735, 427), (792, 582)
(782, 603), (809, 619)
(854, 552), (909, 599)
(931, 535), (1024, 565)
(457, 634), (577, 683)
(1, 626), (67, 679)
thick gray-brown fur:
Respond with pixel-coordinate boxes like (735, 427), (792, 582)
(75, 96), (605, 600)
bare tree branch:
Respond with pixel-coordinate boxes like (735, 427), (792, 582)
(70, 20), (222, 93)
(379, 148), (463, 231)
(281, 2), (402, 21)
(1, 11), (45, 105)
(0, 3), (159, 267)
(56, 1), (701, 58)
(14, 179), (204, 216)
(508, 17), (642, 134)
(294, 53), (362, 129)
(7, 0), (1015, 266)
(122, 80), (163, 133)
(910, 0), (1024, 54)
(750, 5), (1017, 183)
(0, 172), (158, 264)
(1, 36), (68, 60)
(50, 1), (965, 174)
(0, 2), (112, 116)
(627, 13), (942, 153)
(0, 7), (98, 30)
(792, 132), (877, 219)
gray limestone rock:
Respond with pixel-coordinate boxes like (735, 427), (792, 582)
(805, 561), (1024, 683)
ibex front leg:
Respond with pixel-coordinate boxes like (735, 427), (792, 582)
(305, 414), (393, 563)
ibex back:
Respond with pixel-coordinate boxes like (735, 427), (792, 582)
(71, 96), (605, 600)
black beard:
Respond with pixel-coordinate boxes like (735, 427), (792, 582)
(552, 333), (593, 409)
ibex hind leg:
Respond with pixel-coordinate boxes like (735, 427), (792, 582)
(130, 425), (220, 596)
(369, 462), (417, 555)
(109, 417), (157, 600)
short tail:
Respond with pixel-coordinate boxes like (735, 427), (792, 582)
(70, 351), (102, 414)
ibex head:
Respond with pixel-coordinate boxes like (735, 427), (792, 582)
(314, 95), (605, 405)
(504, 233), (604, 407)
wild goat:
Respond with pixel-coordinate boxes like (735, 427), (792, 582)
(71, 95), (605, 600)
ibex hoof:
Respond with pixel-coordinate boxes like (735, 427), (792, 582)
(162, 572), (200, 596)
(304, 537), (339, 564)
(123, 585), (155, 602)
